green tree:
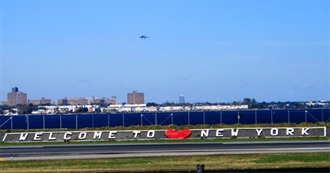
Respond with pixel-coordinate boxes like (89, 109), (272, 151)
(243, 98), (252, 104)
(75, 107), (89, 113)
(0, 105), (12, 114)
(17, 104), (38, 114)
(146, 102), (158, 107)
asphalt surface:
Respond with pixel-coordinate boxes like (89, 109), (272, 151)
(0, 141), (330, 161)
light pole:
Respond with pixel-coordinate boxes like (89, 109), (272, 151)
(219, 111), (222, 124)
(43, 115), (45, 129)
(237, 109), (240, 124)
(305, 110), (307, 123)
(11, 116), (13, 130)
(108, 114), (110, 127)
(60, 114), (62, 129)
(203, 111), (205, 125)
(122, 114), (125, 127)
(26, 115), (29, 130)
(141, 114), (143, 126)
(76, 114), (78, 129)
(254, 110), (257, 124)
(92, 114), (94, 128)
(271, 109), (273, 124)
(171, 113), (173, 125)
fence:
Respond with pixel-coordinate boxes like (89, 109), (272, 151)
(0, 109), (329, 130)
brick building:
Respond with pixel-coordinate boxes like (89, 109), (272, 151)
(127, 91), (144, 104)
(2, 87), (28, 106)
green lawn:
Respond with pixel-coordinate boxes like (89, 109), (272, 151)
(0, 153), (329, 173)
(0, 123), (329, 172)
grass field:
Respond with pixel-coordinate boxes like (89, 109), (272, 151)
(0, 152), (329, 173)
(0, 123), (329, 172)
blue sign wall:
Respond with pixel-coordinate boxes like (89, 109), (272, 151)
(0, 109), (329, 130)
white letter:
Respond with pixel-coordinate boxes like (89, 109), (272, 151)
(19, 133), (28, 141)
(108, 131), (117, 139)
(201, 130), (209, 137)
(216, 129), (224, 137)
(63, 132), (72, 140)
(133, 131), (141, 138)
(231, 129), (239, 137)
(2, 134), (7, 142)
(147, 131), (155, 138)
(78, 132), (87, 139)
(93, 131), (102, 139)
(270, 128), (278, 136)
(34, 132), (43, 141)
(49, 132), (56, 140)
(286, 128), (294, 136)
(302, 128), (309, 136)
(256, 129), (263, 136)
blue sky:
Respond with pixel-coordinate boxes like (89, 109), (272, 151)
(1, 0), (329, 104)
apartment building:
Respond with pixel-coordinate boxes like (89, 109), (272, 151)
(127, 91), (144, 104)
(2, 87), (28, 106)
(30, 97), (52, 105)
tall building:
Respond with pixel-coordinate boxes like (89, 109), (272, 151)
(127, 91), (144, 104)
(2, 87), (28, 106)
(179, 95), (185, 104)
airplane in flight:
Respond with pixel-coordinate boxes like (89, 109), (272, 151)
(139, 34), (149, 39)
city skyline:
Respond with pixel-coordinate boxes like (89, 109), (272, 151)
(1, 86), (328, 106)
(1, 1), (329, 104)
(0, 87), (186, 105)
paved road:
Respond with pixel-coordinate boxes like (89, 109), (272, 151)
(0, 141), (329, 161)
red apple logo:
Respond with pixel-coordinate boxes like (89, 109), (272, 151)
(165, 129), (192, 139)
